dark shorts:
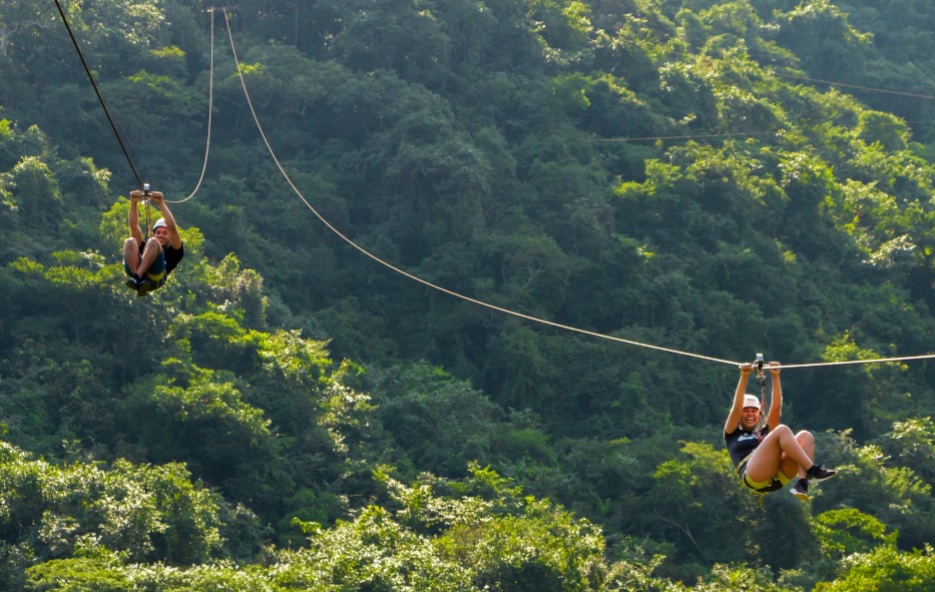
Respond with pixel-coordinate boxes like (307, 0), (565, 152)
(737, 457), (792, 494)
(125, 248), (167, 288)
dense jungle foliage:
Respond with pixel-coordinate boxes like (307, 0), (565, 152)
(4, 0), (935, 589)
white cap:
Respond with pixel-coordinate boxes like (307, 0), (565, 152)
(152, 218), (167, 232)
(743, 394), (760, 410)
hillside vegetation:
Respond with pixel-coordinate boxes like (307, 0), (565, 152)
(4, 0), (935, 589)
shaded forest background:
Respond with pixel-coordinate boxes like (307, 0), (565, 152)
(3, 0), (935, 589)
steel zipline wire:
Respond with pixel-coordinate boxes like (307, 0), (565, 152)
(217, 11), (738, 368)
(219, 10), (935, 371)
(593, 71), (935, 145)
(219, 9), (935, 371)
(775, 72), (935, 101)
(52, 3), (935, 371)
(52, 0), (143, 188)
(53, 0), (215, 203)
(165, 7), (217, 204)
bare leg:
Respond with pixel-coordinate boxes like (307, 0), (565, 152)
(124, 238), (141, 275)
(745, 425), (814, 483)
(779, 431), (814, 481)
(138, 238), (162, 276)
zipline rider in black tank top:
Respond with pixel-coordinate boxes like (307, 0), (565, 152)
(724, 361), (836, 501)
(123, 188), (185, 298)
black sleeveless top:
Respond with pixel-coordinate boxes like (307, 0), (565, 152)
(164, 243), (184, 275)
(725, 425), (770, 468)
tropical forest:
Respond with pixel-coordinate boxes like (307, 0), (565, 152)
(4, 0), (935, 589)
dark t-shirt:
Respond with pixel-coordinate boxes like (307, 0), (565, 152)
(164, 243), (184, 275)
(725, 425), (770, 468)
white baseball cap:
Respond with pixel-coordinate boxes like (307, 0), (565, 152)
(743, 394), (760, 409)
(152, 218), (167, 232)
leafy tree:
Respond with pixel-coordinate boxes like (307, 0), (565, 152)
(0, 442), (226, 590)
(813, 545), (935, 592)
(644, 442), (752, 565)
(13, 1), (935, 588)
(855, 111), (909, 152)
(772, 0), (872, 81)
(813, 429), (935, 552)
(328, 0), (451, 86)
(370, 364), (506, 477)
(880, 417), (935, 482)
(812, 508), (896, 561)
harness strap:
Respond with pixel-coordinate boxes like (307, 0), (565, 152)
(755, 357), (767, 432)
(144, 199), (152, 242)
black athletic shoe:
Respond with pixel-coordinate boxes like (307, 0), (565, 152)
(790, 479), (809, 501)
(137, 278), (157, 298)
(806, 464), (837, 483)
(125, 276), (139, 291)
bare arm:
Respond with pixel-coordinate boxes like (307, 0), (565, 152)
(765, 361), (782, 430)
(128, 190), (143, 244)
(724, 363), (753, 435)
(150, 192), (183, 249)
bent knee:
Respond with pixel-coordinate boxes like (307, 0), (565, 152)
(772, 424), (793, 436)
(795, 430), (814, 443)
(143, 237), (163, 251)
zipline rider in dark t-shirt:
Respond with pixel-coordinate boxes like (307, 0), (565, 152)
(123, 189), (185, 298)
(724, 361), (836, 501)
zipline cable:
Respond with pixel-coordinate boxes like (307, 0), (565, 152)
(53, 6), (931, 372)
(222, 10), (935, 371)
(776, 72), (935, 101)
(592, 131), (777, 143)
(781, 353), (935, 370)
(51, 0), (144, 188)
(165, 7), (217, 204)
(594, 73), (935, 145)
(219, 9), (739, 368)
